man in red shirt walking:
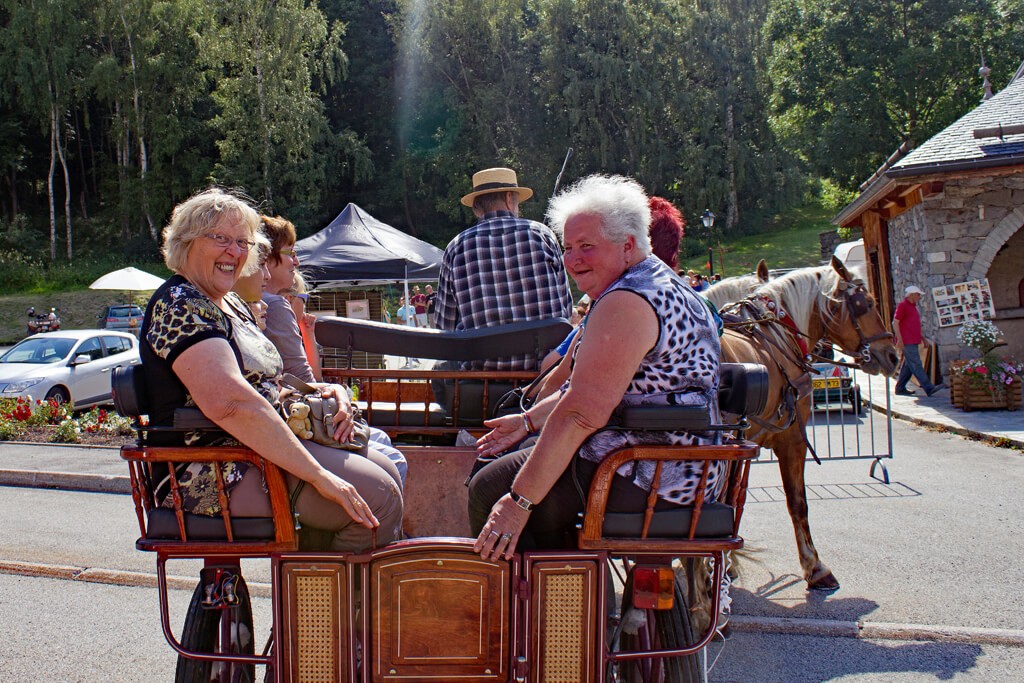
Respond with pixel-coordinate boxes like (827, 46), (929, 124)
(893, 285), (945, 397)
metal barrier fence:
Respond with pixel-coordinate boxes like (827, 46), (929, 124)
(754, 363), (894, 483)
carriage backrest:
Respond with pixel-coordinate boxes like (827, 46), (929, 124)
(314, 317), (573, 361)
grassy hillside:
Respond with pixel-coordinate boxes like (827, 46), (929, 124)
(679, 203), (836, 276)
(0, 290), (148, 345)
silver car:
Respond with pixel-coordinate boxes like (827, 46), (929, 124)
(97, 304), (144, 335)
(0, 330), (141, 409)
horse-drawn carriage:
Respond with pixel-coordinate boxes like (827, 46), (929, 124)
(115, 317), (770, 683)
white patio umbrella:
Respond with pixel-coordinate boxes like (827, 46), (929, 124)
(89, 266), (166, 304)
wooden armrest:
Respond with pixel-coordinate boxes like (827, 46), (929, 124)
(120, 445), (297, 552)
(578, 441), (759, 551)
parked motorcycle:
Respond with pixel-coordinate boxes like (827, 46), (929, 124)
(26, 307), (61, 335)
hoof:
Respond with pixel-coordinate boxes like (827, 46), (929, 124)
(807, 571), (840, 592)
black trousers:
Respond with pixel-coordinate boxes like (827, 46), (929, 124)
(467, 445), (677, 551)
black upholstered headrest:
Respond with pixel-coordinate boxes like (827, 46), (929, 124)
(314, 317), (573, 362)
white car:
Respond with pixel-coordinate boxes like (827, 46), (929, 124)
(0, 330), (141, 409)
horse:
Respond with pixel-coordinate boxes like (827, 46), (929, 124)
(705, 259), (770, 310)
(719, 256), (899, 590)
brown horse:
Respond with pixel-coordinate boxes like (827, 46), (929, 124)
(720, 257), (899, 590)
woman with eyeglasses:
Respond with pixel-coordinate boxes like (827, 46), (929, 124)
(260, 214), (409, 484)
(139, 188), (403, 552)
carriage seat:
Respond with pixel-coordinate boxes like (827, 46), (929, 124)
(584, 362), (767, 546)
(113, 365), (284, 547)
(315, 317), (573, 425)
(145, 508), (276, 540)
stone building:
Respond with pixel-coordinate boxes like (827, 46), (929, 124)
(833, 66), (1024, 374)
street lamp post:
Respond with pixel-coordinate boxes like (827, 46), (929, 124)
(702, 210), (716, 278)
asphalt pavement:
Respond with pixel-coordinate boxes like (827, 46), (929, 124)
(1, 380), (1022, 682)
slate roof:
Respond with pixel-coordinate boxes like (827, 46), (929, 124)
(889, 73), (1024, 176)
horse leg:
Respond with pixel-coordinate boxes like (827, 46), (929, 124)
(774, 430), (840, 591)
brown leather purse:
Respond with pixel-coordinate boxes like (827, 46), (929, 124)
(279, 374), (370, 455)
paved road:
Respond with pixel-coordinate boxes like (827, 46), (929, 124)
(1, 407), (1022, 680)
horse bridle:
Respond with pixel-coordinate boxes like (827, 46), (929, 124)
(827, 279), (893, 367)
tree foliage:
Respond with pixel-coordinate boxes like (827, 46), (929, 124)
(0, 0), (1018, 265)
(763, 0), (1017, 189)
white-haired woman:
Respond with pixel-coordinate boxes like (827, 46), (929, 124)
(140, 187), (402, 552)
(469, 175), (722, 561)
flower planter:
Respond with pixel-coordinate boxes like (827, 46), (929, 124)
(950, 372), (1022, 411)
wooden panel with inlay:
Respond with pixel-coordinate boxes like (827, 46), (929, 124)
(370, 548), (510, 681)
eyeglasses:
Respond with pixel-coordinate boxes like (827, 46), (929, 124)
(203, 232), (256, 251)
(288, 293), (309, 302)
(279, 248), (298, 257)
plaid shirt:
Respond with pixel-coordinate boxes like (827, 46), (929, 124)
(436, 210), (572, 370)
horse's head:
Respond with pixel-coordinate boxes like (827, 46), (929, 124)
(822, 256), (899, 376)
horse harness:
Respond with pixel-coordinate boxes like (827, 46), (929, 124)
(720, 297), (814, 445)
(720, 279), (889, 463)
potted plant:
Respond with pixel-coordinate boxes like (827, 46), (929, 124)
(949, 320), (1023, 411)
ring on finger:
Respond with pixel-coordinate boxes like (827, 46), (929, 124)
(501, 533), (512, 541)
(489, 530), (500, 538)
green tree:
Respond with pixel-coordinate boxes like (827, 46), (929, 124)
(764, 0), (1002, 189)
(199, 0), (359, 223)
(1, 0), (96, 259)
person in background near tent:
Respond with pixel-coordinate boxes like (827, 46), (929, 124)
(435, 167), (572, 371)
(411, 285), (428, 327)
(893, 285), (946, 397)
(425, 284), (437, 327)
(395, 297), (415, 327)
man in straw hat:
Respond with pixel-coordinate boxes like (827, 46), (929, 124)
(893, 284), (945, 397)
(435, 167), (571, 371)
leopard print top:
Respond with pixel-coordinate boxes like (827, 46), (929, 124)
(142, 274), (283, 515)
(575, 256), (725, 505)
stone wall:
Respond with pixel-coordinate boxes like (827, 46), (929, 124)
(889, 174), (1024, 373)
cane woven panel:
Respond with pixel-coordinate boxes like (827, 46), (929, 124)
(296, 575), (337, 681)
(530, 560), (598, 683)
(280, 562), (347, 683)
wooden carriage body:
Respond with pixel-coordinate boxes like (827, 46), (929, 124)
(116, 318), (766, 682)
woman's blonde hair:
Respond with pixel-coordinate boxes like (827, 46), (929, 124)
(161, 187), (267, 277)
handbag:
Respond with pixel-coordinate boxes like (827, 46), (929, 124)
(279, 373), (370, 455)
(490, 360), (559, 419)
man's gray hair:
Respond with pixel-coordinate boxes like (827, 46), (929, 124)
(546, 175), (652, 256)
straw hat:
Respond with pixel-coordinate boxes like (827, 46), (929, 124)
(460, 167), (534, 207)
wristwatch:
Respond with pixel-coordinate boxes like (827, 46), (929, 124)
(509, 489), (535, 512)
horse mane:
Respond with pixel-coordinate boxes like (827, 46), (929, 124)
(706, 274), (762, 309)
(753, 265), (840, 332)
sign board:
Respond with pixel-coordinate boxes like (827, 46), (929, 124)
(931, 279), (995, 328)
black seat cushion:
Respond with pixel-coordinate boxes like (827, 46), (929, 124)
(146, 507), (276, 541)
(601, 501), (735, 539)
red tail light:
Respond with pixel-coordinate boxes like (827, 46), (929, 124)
(632, 565), (675, 610)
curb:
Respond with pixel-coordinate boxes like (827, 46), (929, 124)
(0, 469), (130, 494)
(4, 556), (1020, 647)
(0, 559), (271, 598)
(868, 401), (1024, 450)
(729, 615), (1024, 647)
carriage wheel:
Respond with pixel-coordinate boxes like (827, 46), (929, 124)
(176, 574), (256, 683)
(606, 563), (705, 683)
